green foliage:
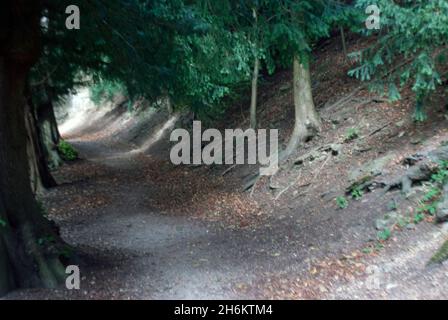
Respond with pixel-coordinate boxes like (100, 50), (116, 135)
(345, 128), (359, 142)
(336, 196), (349, 209)
(263, 0), (354, 68)
(58, 140), (78, 161)
(350, 185), (364, 200)
(32, 0), (355, 121)
(431, 161), (448, 184)
(397, 215), (411, 229)
(415, 161), (448, 215)
(184, 0), (352, 120)
(413, 94), (428, 122)
(413, 212), (425, 224)
(417, 186), (442, 215)
(0, 218), (6, 228)
(34, 0), (213, 107)
(362, 242), (384, 254)
(361, 247), (372, 254)
(170, 26), (252, 121)
(417, 197), (439, 216)
(417, 187), (442, 215)
(377, 228), (391, 241)
(90, 80), (125, 106)
(352, 0), (448, 120)
(429, 239), (448, 265)
(422, 187), (441, 203)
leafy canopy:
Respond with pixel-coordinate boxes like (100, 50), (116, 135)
(350, 0), (448, 121)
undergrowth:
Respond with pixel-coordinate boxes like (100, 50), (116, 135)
(361, 161), (448, 261)
(58, 140), (78, 161)
(90, 80), (126, 106)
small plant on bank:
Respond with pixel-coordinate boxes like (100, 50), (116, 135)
(417, 201), (438, 216)
(377, 228), (391, 241)
(362, 242), (385, 254)
(345, 128), (359, 142)
(58, 140), (78, 161)
(413, 212), (425, 224)
(0, 218), (6, 228)
(416, 186), (440, 216)
(431, 160), (448, 183)
(350, 185), (364, 200)
(421, 160), (448, 265)
(336, 196), (349, 209)
(397, 216), (411, 229)
(429, 239), (448, 265)
(414, 161), (448, 216)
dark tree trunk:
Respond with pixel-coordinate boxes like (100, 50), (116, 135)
(35, 87), (63, 170)
(0, 198), (15, 295)
(249, 8), (259, 130)
(25, 100), (57, 193)
(0, 0), (67, 296)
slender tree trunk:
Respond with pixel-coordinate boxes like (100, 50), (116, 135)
(282, 55), (321, 161)
(0, 0), (68, 296)
(250, 57), (259, 129)
(250, 7), (259, 129)
(337, 1), (348, 61)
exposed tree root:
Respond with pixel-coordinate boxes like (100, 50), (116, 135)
(0, 203), (72, 296)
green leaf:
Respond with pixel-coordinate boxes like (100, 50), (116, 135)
(377, 228), (391, 241)
(336, 196), (349, 209)
(58, 140), (78, 161)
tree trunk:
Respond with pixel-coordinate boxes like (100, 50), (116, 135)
(250, 7), (259, 130)
(250, 57), (259, 129)
(25, 100), (57, 193)
(0, 0), (68, 296)
(282, 55), (321, 161)
(337, 1), (348, 61)
(0, 198), (15, 296)
(35, 89), (63, 170)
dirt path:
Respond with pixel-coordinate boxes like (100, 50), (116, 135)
(4, 87), (448, 300)
(58, 136), (369, 299)
(3, 127), (447, 299)
(3, 133), (332, 299)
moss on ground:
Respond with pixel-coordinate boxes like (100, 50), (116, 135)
(429, 239), (448, 265)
